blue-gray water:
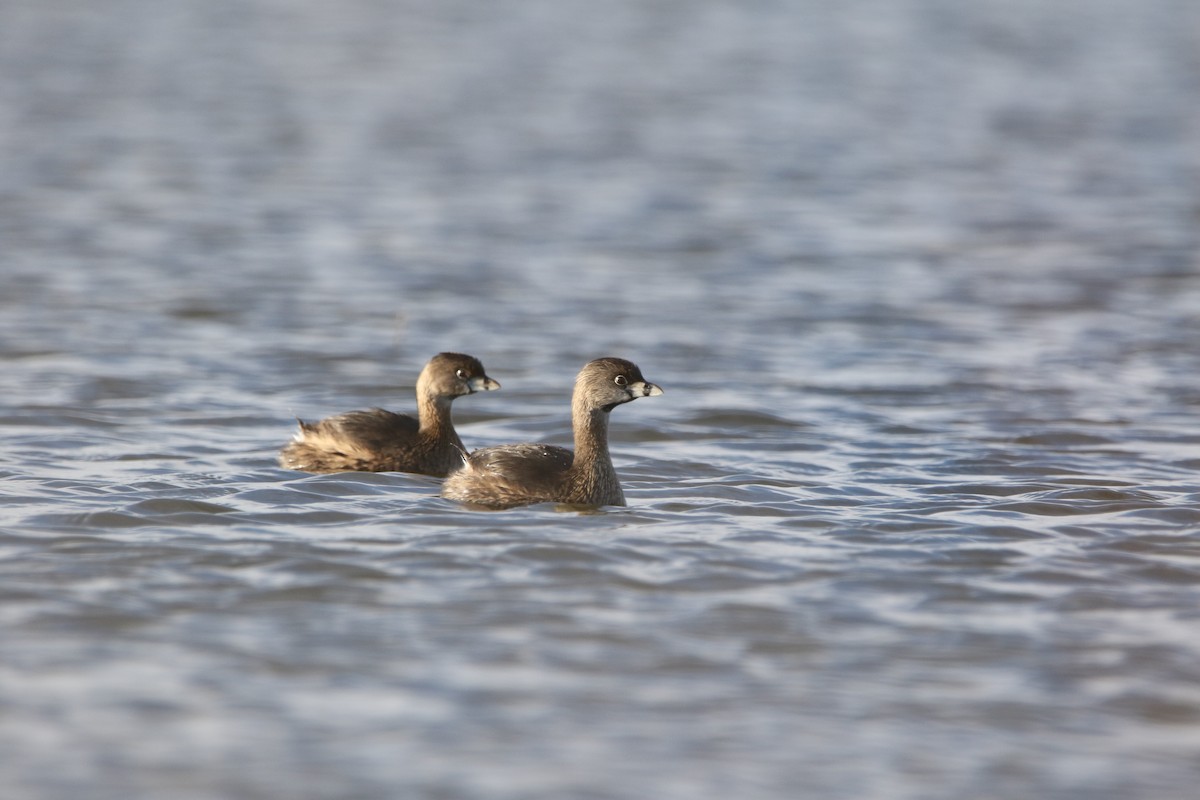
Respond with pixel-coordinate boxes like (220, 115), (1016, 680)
(3, 1), (1199, 798)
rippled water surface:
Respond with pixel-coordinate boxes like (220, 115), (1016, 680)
(3, 1), (1200, 798)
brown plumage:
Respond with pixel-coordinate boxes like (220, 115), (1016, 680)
(441, 357), (662, 509)
(279, 352), (500, 477)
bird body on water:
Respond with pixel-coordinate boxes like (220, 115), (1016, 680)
(279, 352), (499, 477)
(442, 357), (662, 509)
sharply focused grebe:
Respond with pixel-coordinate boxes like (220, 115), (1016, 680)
(441, 357), (661, 509)
(279, 352), (499, 477)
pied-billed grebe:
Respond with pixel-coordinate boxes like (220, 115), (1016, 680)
(441, 357), (662, 509)
(279, 352), (500, 477)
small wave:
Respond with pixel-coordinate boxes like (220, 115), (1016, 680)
(1012, 431), (1117, 447)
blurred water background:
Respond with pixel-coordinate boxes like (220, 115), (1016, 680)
(2, 1), (1199, 798)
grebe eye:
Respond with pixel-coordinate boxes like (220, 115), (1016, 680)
(456, 369), (469, 379)
(614, 375), (628, 386)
